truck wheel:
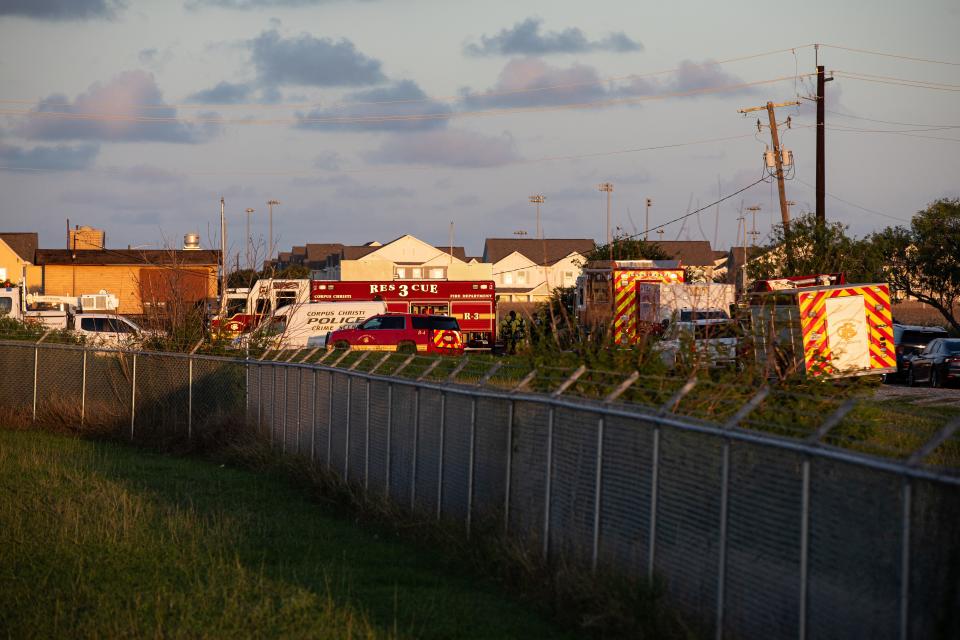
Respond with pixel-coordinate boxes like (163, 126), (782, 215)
(396, 341), (417, 354)
(333, 340), (350, 350)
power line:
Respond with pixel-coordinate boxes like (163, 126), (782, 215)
(832, 71), (960, 92)
(825, 110), (960, 129)
(0, 74), (815, 128)
(0, 45), (816, 113)
(818, 43), (960, 67)
(792, 177), (911, 223)
(491, 177), (766, 276)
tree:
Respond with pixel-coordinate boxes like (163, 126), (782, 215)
(275, 264), (310, 279)
(227, 269), (260, 289)
(871, 198), (960, 331)
(747, 213), (883, 282)
(582, 234), (670, 263)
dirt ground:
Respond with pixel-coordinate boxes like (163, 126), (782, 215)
(875, 383), (960, 409)
(890, 300), (958, 329)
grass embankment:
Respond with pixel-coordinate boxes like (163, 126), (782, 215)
(0, 429), (572, 639)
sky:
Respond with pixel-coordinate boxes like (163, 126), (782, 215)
(0, 0), (958, 263)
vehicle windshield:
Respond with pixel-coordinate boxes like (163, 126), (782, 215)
(679, 310), (728, 322)
(0, 297), (11, 316)
(412, 316), (460, 331)
(900, 329), (947, 347)
(226, 298), (246, 315)
(693, 322), (738, 340)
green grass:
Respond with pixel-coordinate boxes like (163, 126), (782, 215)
(0, 429), (572, 639)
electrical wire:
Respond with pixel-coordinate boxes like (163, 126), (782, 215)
(792, 177), (911, 223)
(832, 71), (960, 92)
(825, 110), (960, 129)
(817, 44), (960, 67)
(0, 45), (817, 113)
(0, 74), (816, 127)
(491, 177), (767, 276)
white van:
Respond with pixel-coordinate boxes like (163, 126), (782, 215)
(251, 301), (387, 349)
(73, 314), (145, 347)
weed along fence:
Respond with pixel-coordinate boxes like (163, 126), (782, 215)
(2, 339), (959, 639)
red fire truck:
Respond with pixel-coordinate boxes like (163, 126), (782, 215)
(310, 280), (496, 349)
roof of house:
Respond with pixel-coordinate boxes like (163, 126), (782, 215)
(0, 232), (39, 262)
(34, 249), (220, 266)
(292, 246), (306, 256)
(305, 243), (345, 263)
(650, 241), (723, 267)
(341, 245), (381, 260)
(483, 238), (595, 265)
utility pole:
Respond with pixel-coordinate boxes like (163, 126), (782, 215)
(218, 197), (228, 320)
(266, 199), (280, 264)
(738, 100), (799, 231)
(645, 197), (652, 241)
(599, 182), (614, 259)
(245, 208), (254, 270)
(816, 61), (833, 227)
(529, 194), (545, 239)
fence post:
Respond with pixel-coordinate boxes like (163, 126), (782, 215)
(296, 368), (303, 455)
(344, 375), (352, 481)
(385, 382), (393, 497)
(311, 369), (317, 462)
(504, 399), (514, 535)
(188, 358), (193, 440)
(591, 416), (605, 573)
(327, 370), (334, 468)
(282, 367), (288, 454)
(715, 441), (730, 640)
(466, 396), (476, 537)
(130, 352), (137, 441)
(411, 386), (420, 510)
(245, 357), (250, 427)
(257, 364), (263, 436)
(799, 459), (810, 640)
(271, 366), (277, 446)
(436, 391), (446, 519)
(31, 345), (38, 422)
(364, 379), (371, 491)
(542, 406), (555, 560)
(648, 426), (660, 583)
(80, 350), (87, 427)
(899, 479), (912, 640)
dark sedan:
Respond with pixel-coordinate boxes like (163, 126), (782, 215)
(906, 338), (960, 388)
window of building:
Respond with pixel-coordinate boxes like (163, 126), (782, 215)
(517, 271), (527, 284)
(428, 267), (446, 279)
(412, 267), (423, 279)
(395, 267), (407, 279)
(503, 272), (513, 285)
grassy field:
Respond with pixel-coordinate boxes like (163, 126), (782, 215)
(0, 429), (573, 639)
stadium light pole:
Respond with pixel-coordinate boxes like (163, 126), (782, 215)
(598, 183), (614, 260)
(245, 208), (255, 270)
(529, 194), (545, 240)
(266, 199), (280, 264)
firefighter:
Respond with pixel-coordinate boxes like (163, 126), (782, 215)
(501, 310), (523, 354)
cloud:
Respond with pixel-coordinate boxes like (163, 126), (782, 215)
(109, 164), (185, 184)
(16, 71), (222, 143)
(249, 28), (386, 87)
(663, 59), (755, 95)
(0, 0), (126, 20)
(0, 142), (100, 170)
(186, 81), (253, 104)
(461, 59), (607, 108)
(366, 129), (519, 168)
(297, 80), (451, 131)
(333, 184), (414, 199)
(313, 150), (342, 170)
(186, 0), (356, 8)
(464, 18), (641, 57)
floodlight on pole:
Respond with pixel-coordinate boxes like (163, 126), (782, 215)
(245, 208), (255, 270)
(598, 183), (614, 260)
(528, 194), (545, 239)
(266, 199), (280, 263)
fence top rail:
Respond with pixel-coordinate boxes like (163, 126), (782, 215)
(9, 339), (960, 487)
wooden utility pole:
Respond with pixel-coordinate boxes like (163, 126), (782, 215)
(738, 100), (799, 231)
(598, 182), (614, 259)
(816, 64), (833, 226)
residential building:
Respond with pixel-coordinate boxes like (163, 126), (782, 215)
(483, 238), (595, 302)
(34, 248), (220, 315)
(312, 235), (491, 281)
(649, 240), (729, 282)
(0, 233), (41, 291)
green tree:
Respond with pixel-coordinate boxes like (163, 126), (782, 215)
(227, 269), (259, 288)
(747, 213), (883, 282)
(870, 198), (960, 331)
(582, 234), (670, 263)
(275, 264), (311, 279)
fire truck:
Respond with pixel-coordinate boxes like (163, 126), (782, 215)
(746, 275), (896, 378)
(210, 279), (311, 337)
(310, 280), (496, 349)
(575, 260), (685, 345)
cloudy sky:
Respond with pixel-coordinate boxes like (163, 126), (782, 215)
(0, 0), (957, 262)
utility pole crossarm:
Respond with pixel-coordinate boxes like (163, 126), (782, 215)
(738, 100), (798, 231)
(737, 100), (800, 114)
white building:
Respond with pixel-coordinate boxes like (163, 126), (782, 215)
(482, 238), (595, 302)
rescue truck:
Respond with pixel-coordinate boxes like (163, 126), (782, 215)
(310, 280), (496, 350)
(746, 276), (896, 378)
(575, 260), (685, 345)
(210, 279), (311, 337)
(327, 312), (465, 355)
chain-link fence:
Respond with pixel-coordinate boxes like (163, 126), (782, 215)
(4, 339), (959, 640)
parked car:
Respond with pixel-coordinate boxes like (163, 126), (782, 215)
(891, 324), (949, 382)
(655, 318), (739, 369)
(73, 314), (145, 347)
(327, 313), (464, 355)
(906, 338), (960, 387)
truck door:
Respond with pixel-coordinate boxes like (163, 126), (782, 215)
(825, 296), (870, 371)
